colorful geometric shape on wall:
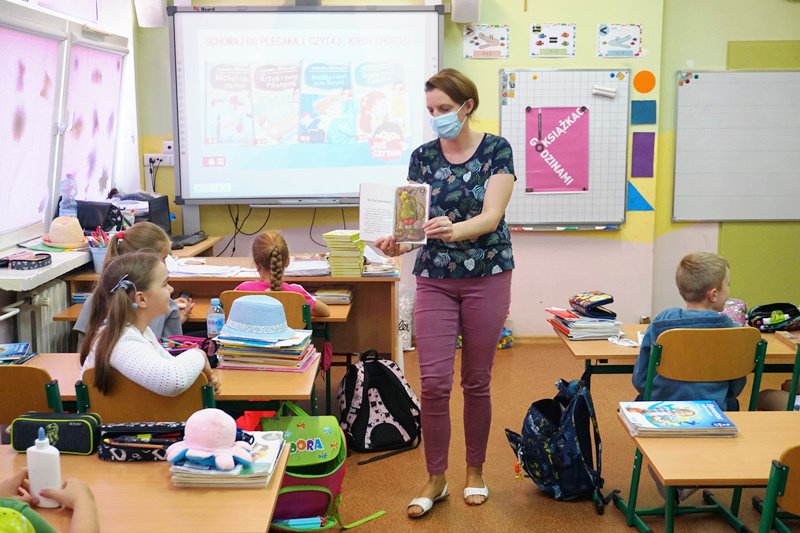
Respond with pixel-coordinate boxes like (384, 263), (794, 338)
(633, 70), (656, 93)
(631, 100), (657, 124)
(627, 181), (653, 211)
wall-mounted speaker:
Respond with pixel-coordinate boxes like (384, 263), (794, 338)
(133, 0), (167, 28)
(451, 0), (480, 24)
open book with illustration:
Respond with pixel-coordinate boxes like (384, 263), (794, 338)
(619, 400), (739, 438)
(359, 183), (430, 244)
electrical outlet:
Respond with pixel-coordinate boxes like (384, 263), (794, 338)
(143, 153), (175, 167)
(162, 140), (174, 153)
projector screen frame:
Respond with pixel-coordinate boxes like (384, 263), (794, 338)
(167, 4), (444, 208)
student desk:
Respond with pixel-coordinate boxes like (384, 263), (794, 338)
(170, 235), (222, 258)
(619, 410), (800, 532)
(62, 257), (400, 360)
(0, 444), (289, 533)
(556, 324), (798, 375)
(23, 353), (320, 413)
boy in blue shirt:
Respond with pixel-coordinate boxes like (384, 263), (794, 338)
(632, 251), (739, 411)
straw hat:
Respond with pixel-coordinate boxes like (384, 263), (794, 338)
(219, 295), (296, 341)
(43, 217), (88, 249)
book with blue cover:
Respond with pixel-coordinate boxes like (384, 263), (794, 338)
(0, 342), (29, 362)
(619, 400), (739, 437)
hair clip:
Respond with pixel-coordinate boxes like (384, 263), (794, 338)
(110, 274), (137, 295)
(608, 336), (638, 348)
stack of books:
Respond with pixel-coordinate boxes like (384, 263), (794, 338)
(315, 288), (353, 305)
(619, 400), (739, 438)
(322, 230), (364, 277)
(215, 329), (319, 372)
(546, 307), (623, 340)
(0, 342), (29, 364)
(170, 431), (285, 488)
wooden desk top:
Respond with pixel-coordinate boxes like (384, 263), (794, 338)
(620, 411), (800, 486)
(0, 444), (288, 533)
(557, 324), (796, 362)
(168, 236), (222, 258)
(55, 300), (352, 324)
(25, 352), (320, 402)
(64, 256), (401, 284)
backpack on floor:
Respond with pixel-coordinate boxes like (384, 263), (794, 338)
(261, 403), (384, 531)
(505, 372), (613, 515)
(338, 350), (421, 464)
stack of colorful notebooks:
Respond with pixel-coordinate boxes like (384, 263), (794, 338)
(322, 230), (365, 277)
(618, 400), (739, 438)
(546, 307), (622, 340)
(170, 431), (285, 488)
(215, 329), (318, 372)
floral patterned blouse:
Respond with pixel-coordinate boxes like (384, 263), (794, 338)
(408, 133), (515, 279)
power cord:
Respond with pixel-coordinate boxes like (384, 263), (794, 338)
(148, 157), (162, 192)
(216, 205), (271, 257)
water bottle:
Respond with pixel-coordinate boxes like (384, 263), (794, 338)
(207, 297), (225, 337)
(58, 173), (78, 218)
(27, 427), (62, 508)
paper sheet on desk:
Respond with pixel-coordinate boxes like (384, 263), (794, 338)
(285, 260), (330, 277)
(166, 256), (241, 277)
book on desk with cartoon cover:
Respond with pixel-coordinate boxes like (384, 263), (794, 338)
(619, 400), (739, 437)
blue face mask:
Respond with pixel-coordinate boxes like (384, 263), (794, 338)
(429, 102), (467, 140)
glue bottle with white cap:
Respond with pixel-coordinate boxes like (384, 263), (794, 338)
(27, 427), (62, 508)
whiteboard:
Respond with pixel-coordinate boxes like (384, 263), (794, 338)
(673, 71), (800, 221)
(500, 69), (629, 228)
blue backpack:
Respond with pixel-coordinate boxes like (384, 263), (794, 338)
(505, 373), (613, 514)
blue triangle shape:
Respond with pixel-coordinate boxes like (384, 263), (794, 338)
(627, 181), (653, 211)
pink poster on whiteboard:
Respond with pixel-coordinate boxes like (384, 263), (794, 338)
(525, 106), (590, 193)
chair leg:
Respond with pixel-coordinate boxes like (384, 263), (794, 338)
(614, 449), (655, 532)
(664, 486), (676, 533)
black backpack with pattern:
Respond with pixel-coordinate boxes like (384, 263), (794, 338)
(337, 350), (421, 463)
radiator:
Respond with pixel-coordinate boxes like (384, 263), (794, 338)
(16, 279), (71, 353)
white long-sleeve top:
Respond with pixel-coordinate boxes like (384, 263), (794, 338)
(82, 325), (206, 397)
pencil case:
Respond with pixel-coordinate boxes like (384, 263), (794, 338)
(98, 421), (185, 462)
(11, 412), (101, 455)
(746, 303), (800, 332)
(569, 291), (617, 319)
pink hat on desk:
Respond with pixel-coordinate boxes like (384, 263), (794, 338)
(219, 295), (297, 341)
(42, 217), (88, 249)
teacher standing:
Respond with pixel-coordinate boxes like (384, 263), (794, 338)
(374, 68), (515, 518)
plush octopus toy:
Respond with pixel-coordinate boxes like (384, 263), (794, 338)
(166, 408), (253, 470)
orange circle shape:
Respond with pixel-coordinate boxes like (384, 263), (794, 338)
(633, 70), (656, 94)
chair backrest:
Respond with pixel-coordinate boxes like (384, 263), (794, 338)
(219, 290), (311, 329)
(777, 445), (800, 516)
(77, 367), (209, 424)
(646, 327), (766, 409)
(0, 366), (61, 425)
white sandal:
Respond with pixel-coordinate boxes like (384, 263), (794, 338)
(464, 475), (489, 505)
(407, 483), (449, 518)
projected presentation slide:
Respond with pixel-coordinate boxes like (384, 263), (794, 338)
(171, 10), (441, 202)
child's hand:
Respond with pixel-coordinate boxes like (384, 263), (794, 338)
(206, 370), (221, 395)
(781, 379), (795, 392)
(175, 297), (195, 323)
(39, 479), (95, 510)
(0, 468), (34, 503)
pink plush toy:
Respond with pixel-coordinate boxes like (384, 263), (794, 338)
(166, 408), (252, 470)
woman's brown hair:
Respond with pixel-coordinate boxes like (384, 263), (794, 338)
(251, 231), (290, 292)
(79, 252), (163, 395)
(424, 68), (480, 117)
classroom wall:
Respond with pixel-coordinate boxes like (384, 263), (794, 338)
(653, 0), (800, 314)
(134, 0), (799, 337)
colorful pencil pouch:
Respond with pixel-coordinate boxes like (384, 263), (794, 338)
(569, 291), (617, 319)
(98, 421), (185, 462)
(11, 412), (101, 455)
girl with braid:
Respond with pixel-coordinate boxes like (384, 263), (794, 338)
(235, 231), (330, 318)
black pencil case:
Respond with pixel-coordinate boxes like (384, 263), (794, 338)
(98, 421), (185, 462)
(11, 412), (101, 455)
